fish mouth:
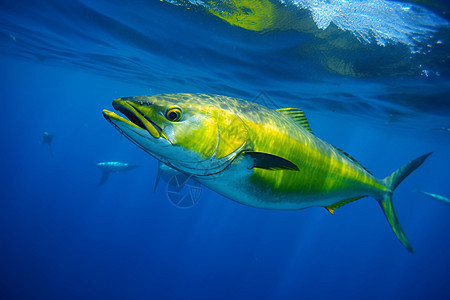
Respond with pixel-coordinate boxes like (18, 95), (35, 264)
(103, 98), (167, 140)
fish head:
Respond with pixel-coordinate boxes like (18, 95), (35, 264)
(103, 94), (249, 176)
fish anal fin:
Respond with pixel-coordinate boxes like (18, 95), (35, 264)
(244, 151), (299, 171)
(325, 196), (363, 214)
(276, 108), (313, 134)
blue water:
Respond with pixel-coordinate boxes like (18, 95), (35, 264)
(1, 0), (450, 299)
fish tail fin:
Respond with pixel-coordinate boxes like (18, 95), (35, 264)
(98, 170), (110, 186)
(377, 152), (432, 253)
(48, 144), (54, 158)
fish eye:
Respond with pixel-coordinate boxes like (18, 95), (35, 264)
(165, 106), (182, 122)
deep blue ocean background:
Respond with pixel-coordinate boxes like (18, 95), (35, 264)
(1, 0), (450, 299)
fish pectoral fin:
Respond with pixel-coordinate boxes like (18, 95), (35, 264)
(244, 151), (299, 171)
(154, 165), (162, 192)
(325, 197), (364, 214)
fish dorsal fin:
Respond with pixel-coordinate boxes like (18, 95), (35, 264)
(276, 108), (313, 134)
(325, 196), (363, 214)
(333, 146), (373, 175)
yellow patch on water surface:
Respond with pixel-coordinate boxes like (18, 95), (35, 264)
(207, 0), (275, 31)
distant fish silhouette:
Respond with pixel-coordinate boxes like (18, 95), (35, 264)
(416, 189), (450, 205)
(154, 162), (196, 192)
(96, 162), (138, 186)
(42, 132), (54, 157)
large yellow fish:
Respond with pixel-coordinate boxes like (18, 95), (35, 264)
(103, 93), (431, 252)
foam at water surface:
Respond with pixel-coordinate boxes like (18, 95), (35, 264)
(289, 0), (449, 47)
(171, 0), (449, 48)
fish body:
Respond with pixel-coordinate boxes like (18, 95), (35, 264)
(103, 93), (431, 251)
(417, 189), (450, 205)
(96, 162), (138, 186)
(42, 132), (54, 157)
